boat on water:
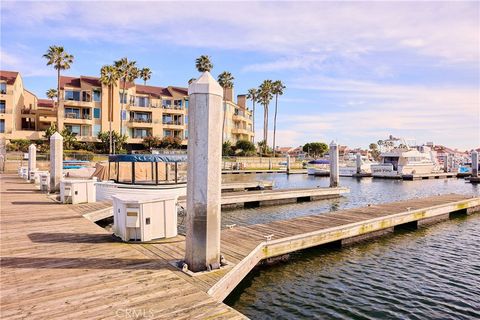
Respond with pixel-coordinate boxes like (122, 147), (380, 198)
(339, 155), (377, 177)
(371, 137), (442, 177)
(306, 159), (330, 176)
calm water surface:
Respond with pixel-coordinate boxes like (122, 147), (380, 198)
(219, 174), (479, 319)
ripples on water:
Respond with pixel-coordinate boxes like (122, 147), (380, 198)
(226, 215), (480, 319)
(220, 174), (480, 319)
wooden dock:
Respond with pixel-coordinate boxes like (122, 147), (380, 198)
(2, 173), (479, 319)
(222, 169), (307, 175)
(401, 172), (457, 180)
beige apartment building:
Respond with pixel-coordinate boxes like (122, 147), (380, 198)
(1, 70), (254, 150)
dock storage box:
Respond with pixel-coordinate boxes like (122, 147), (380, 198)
(112, 194), (178, 242)
(39, 173), (50, 192)
(60, 179), (96, 204)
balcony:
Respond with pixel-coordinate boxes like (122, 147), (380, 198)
(38, 115), (56, 123)
(63, 99), (95, 108)
(130, 118), (152, 123)
(65, 113), (92, 120)
(21, 108), (36, 115)
(232, 127), (252, 135)
(162, 105), (184, 113)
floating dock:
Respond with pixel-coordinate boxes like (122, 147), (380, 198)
(221, 180), (273, 192)
(222, 169), (307, 174)
(2, 174), (479, 319)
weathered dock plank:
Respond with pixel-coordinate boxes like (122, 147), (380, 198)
(0, 174), (246, 320)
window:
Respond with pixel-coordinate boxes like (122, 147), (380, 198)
(162, 100), (172, 108)
(184, 129), (188, 139)
(185, 100), (189, 109)
(134, 96), (149, 107)
(93, 124), (101, 136)
(81, 125), (90, 136)
(65, 108), (80, 119)
(93, 89), (101, 102)
(119, 92), (127, 104)
(163, 130), (172, 137)
(173, 100), (183, 108)
(0, 100), (5, 113)
(93, 108), (101, 119)
(65, 90), (81, 101)
(133, 128), (150, 138)
(0, 83), (6, 94)
(65, 124), (81, 136)
(82, 91), (91, 102)
(0, 120), (4, 133)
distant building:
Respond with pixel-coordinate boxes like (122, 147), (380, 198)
(0, 70), (254, 149)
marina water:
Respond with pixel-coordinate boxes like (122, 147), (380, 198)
(218, 175), (479, 319)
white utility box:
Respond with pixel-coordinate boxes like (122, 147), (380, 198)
(112, 194), (178, 242)
(39, 173), (50, 192)
(32, 171), (48, 185)
(20, 167), (28, 180)
(28, 169), (40, 183)
(60, 179), (96, 204)
(18, 166), (27, 176)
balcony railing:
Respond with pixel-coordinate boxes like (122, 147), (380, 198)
(21, 108), (35, 115)
(162, 121), (183, 125)
(162, 105), (184, 110)
(129, 118), (152, 123)
(65, 113), (92, 120)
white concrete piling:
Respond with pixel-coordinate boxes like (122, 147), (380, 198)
(286, 155), (291, 174)
(330, 141), (339, 187)
(50, 132), (63, 192)
(185, 72), (224, 272)
(28, 144), (37, 178)
(472, 151), (479, 178)
(356, 153), (362, 174)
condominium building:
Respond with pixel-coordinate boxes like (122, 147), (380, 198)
(1, 70), (254, 149)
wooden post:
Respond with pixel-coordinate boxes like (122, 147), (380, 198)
(185, 71), (223, 272)
(329, 141), (339, 187)
(286, 155), (291, 175)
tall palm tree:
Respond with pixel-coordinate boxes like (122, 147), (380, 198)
(139, 67), (152, 85)
(195, 55), (213, 72)
(46, 88), (57, 102)
(246, 88), (258, 138)
(258, 80), (273, 153)
(43, 45), (74, 107)
(99, 65), (120, 154)
(271, 80), (286, 157)
(217, 71), (234, 144)
(114, 57), (138, 135)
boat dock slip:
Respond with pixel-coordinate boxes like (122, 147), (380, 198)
(2, 174), (479, 319)
(218, 187), (349, 209)
(373, 172), (458, 180)
(222, 169), (307, 174)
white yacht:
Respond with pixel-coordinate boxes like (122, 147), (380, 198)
(371, 137), (442, 177)
(306, 159), (330, 176)
(339, 154), (376, 177)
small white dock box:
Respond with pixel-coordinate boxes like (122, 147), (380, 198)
(28, 169), (39, 183)
(39, 173), (50, 191)
(18, 166), (27, 176)
(20, 167), (28, 180)
(60, 179), (96, 204)
(32, 171), (48, 185)
(112, 194), (178, 242)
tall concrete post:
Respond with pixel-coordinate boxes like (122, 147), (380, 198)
(28, 144), (37, 178)
(286, 155), (291, 174)
(50, 132), (63, 192)
(444, 154), (450, 173)
(329, 141), (339, 187)
(472, 151), (479, 178)
(356, 153), (362, 174)
(185, 72), (223, 272)
(448, 154), (454, 172)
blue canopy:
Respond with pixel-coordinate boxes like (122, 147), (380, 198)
(109, 154), (187, 163)
(308, 159), (329, 164)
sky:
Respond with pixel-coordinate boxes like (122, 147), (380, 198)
(1, 1), (479, 150)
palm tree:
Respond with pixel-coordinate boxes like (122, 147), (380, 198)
(217, 71), (234, 144)
(139, 67), (152, 85)
(246, 88), (258, 138)
(271, 80), (286, 157)
(46, 88), (57, 102)
(195, 55), (213, 72)
(43, 45), (74, 107)
(258, 80), (273, 153)
(114, 57), (138, 135)
(99, 65), (120, 154)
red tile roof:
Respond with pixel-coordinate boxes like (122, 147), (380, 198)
(169, 86), (188, 96)
(0, 70), (19, 85)
(60, 76), (80, 89)
(136, 84), (171, 98)
(38, 99), (54, 108)
(80, 76), (101, 87)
